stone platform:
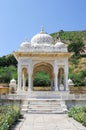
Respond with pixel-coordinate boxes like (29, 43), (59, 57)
(1, 91), (86, 113)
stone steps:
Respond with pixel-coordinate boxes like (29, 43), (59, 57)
(28, 110), (63, 114)
(21, 99), (68, 114)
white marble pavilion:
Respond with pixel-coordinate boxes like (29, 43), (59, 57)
(14, 27), (70, 93)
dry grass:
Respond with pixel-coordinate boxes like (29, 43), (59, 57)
(69, 58), (86, 74)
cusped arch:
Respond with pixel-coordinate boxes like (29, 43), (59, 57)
(33, 62), (54, 79)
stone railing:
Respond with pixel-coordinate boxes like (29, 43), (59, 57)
(0, 91), (86, 100)
(19, 45), (67, 52)
(0, 94), (28, 100)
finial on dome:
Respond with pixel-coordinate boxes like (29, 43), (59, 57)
(41, 25), (44, 31)
(40, 25), (45, 33)
(24, 37), (28, 42)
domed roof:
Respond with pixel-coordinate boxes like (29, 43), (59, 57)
(10, 78), (16, 83)
(20, 39), (30, 47)
(68, 79), (74, 86)
(55, 38), (66, 48)
(31, 27), (54, 46)
(68, 79), (73, 84)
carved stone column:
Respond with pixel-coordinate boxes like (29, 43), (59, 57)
(54, 60), (58, 91)
(54, 72), (58, 91)
(17, 64), (22, 92)
(29, 73), (32, 91)
(22, 73), (25, 91)
(64, 65), (69, 91)
(65, 74), (68, 91)
(28, 64), (32, 91)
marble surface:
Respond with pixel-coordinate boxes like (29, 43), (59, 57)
(14, 114), (86, 130)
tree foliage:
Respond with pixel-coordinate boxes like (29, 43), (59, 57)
(69, 70), (86, 86)
(0, 66), (17, 83)
(51, 30), (86, 42)
(33, 71), (51, 86)
(68, 38), (85, 56)
(0, 54), (17, 67)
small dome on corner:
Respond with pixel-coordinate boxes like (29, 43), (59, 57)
(10, 78), (16, 83)
(68, 79), (74, 86)
(20, 39), (30, 48)
(54, 38), (66, 48)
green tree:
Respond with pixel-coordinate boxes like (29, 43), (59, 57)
(6, 54), (17, 67)
(68, 38), (85, 56)
(0, 54), (17, 67)
(0, 65), (17, 83)
(33, 71), (50, 86)
(69, 70), (86, 86)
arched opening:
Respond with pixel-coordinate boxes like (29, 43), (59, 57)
(58, 68), (65, 91)
(33, 62), (54, 91)
(33, 71), (51, 90)
(22, 67), (28, 91)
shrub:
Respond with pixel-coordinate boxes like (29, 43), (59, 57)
(0, 105), (20, 130)
(82, 113), (86, 126)
(68, 106), (86, 127)
(68, 107), (77, 117)
(73, 112), (84, 123)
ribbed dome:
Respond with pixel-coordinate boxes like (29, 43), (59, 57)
(55, 39), (66, 48)
(20, 40), (30, 47)
(31, 28), (54, 46)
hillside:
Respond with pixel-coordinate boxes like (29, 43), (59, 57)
(51, 30), (86, 86)
(0, 30), (86, 86)
(51, 30), (86, 45)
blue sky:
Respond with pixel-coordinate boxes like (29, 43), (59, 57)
(0, 0), (86, 56)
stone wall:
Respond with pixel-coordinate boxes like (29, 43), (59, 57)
(0, 87), (9, 94)
(0, 83), (9, 87)
(33, 86), (51, 91)
(69, 86), (86, 94)
(66, 100), (86, 109)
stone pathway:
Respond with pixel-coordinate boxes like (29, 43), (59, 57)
(14, 114), (86, 130)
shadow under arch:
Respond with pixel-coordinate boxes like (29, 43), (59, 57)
(58, 67), (65, 91)
(21, 67), (28, 91)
